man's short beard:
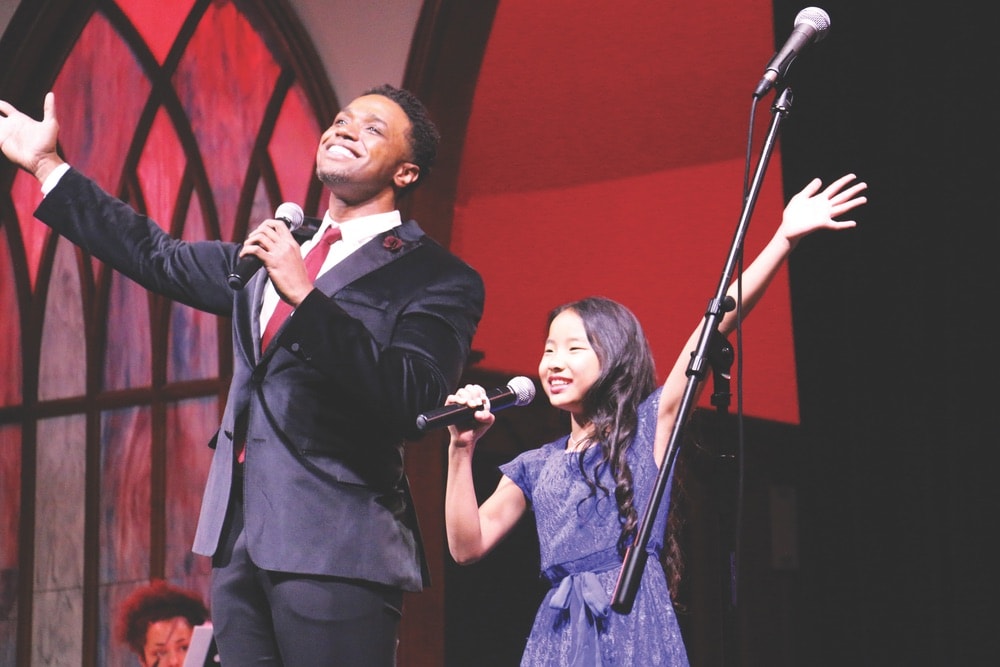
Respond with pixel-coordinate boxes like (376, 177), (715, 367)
(316, 166), (347, 187)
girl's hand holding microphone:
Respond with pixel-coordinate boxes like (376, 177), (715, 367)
(446, 384), (496, 450)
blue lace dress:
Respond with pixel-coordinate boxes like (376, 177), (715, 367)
(500, 388), (689, 666)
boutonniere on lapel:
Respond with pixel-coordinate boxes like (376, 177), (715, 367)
(382, 235), (404, 253)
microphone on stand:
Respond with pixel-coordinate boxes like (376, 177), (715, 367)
(227, 202), (305, 289)
(753, 6), (831, 98)
(416, 376), (536, 432)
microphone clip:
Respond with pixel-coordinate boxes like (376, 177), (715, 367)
(707, 330), (734, 414)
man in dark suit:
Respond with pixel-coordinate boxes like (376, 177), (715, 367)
(0, 85), (484, 665)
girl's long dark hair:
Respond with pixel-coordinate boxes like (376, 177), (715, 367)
(548, 297), (685, 600)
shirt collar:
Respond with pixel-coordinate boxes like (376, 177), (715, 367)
(321, 209), (401, 246)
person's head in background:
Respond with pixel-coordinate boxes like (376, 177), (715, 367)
(116, 579), (209, 667)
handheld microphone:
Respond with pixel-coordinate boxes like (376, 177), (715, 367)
(415, 376), (536, 432)
(753, 7), (831, 98)
(227, 202), (305, 289)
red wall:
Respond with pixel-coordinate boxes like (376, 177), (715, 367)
(452, 0), (798, 423)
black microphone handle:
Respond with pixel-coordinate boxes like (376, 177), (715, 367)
(227, 254), (263, 290)
(416, 385), (517, 432)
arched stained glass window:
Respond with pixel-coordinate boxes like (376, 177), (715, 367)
(0, 1), (336, 664)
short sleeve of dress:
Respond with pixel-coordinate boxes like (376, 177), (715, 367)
(498, 441), (562, 508)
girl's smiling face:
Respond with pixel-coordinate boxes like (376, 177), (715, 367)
(538, 309), (601, 417)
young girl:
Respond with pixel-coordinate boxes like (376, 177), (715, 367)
(444, 174), (867, 665)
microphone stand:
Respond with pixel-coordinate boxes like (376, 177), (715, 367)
(611, 86), (794, 613)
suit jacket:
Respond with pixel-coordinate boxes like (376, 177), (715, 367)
(36, 168), (485, 591)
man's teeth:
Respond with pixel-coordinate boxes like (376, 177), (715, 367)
(329, 145), (356, 158)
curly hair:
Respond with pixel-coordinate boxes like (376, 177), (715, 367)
(115, 579), (209, 656)
(546, 296), (686, 600)
(363, 84), (441, 190)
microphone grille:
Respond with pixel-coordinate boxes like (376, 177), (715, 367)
(274, 202), (305, 230)
(795, 7), (831, 41)
(507, 376), (537, 406)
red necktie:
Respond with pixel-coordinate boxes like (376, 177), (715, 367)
(260, 224), (341, 351)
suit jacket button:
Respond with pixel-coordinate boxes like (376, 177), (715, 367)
(290, 343), (301, 352)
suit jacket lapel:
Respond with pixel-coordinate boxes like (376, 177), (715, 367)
(312, 222), (424, 297)
(230, 271), (262, 365)
(248, 270), (269, 362)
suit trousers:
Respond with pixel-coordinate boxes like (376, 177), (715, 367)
(210, 465), (404, 666)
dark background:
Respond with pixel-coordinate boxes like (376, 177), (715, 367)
(779, 2), (997, 664)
